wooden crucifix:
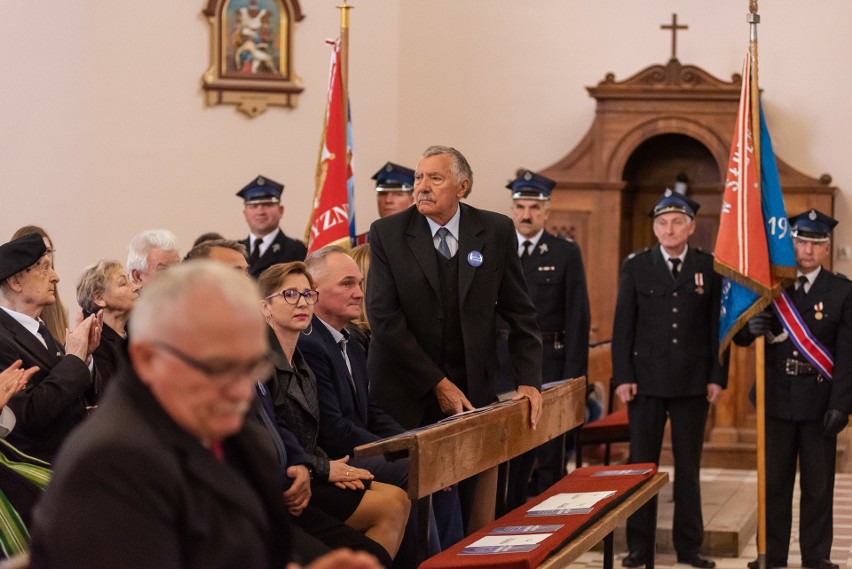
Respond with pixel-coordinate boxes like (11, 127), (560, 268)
(661, 13), (688, 60)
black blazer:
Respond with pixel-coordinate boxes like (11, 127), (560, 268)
(298, 316), (404, 458)
(366, 203), (542, 429)
(241, 229), (307, 279)
(0, 309), (93, 462)
(612, 246), (726, 397)
(735, 268), (852, 420)
(90, 322), (129, 402)
(28, 363), (291, 569)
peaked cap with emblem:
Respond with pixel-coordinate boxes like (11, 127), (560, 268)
(789, 208), (837, 242)
(372, 162), (414, 192)
(650, 189), (700, 218)
(0, 233), (48, 282)
(236, 175), (284, 205)
(506, 169), (556, 201)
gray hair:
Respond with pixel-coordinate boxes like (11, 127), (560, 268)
(76, 260), (124, 314)
(422, 145), (473, 197)
(304, 245), (349, 282)
(129, 261), (261, 342)
(184, 239), (248, 262)
(126, 229), (179, 275)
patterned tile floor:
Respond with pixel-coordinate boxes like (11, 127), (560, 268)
(564, 467), (852, 569)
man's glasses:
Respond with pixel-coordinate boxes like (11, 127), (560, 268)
(25, 258), (53, 275)
(266, 288), (319, 305)
(151, 341), (273, 387)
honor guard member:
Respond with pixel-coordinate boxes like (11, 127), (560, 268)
(356, 163), (415, 245)
(612, 190), (725, 569)
(238, 175), (307, 278)
(497, 169), (591, 510)
(737, 209), (852, 569)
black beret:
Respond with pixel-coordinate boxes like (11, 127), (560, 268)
(0, 234), (47, 282)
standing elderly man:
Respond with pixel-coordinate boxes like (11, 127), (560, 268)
(498, 169), (591, 510)
(0, 233), (102, 461)
(612, 191), (725, 569)
(237, 175), (307, 278)
(28, 262), (384, 569)
(736, 210), (852, 569)
(126, 229), (181, 288)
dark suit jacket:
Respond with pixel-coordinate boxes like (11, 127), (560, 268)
(366, 203), (542, 429)
(28, 362), (291, 569)
(735, 268), (852, 421)
(612, 246), (726, 397)
(0, 309), (93, 462)
(90, 322), (128, 402)
(241, 229), (307, 279)
(298, 317), (404, 458)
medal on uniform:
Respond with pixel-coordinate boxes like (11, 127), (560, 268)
(538, 243), (548, 254)
(815, 301), (824, 320)
(695, 272), (704, 295)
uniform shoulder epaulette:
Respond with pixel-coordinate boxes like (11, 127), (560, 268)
(693, 246), (714, 257)
(626, 247), (650, 261)
(833, 271), (850, 282)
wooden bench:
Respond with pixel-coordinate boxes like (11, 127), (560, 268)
(419, 465), (668, 569)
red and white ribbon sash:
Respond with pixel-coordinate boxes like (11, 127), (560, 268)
(771, 291), (834, 380)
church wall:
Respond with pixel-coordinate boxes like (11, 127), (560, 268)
(1, 1), (851, 316)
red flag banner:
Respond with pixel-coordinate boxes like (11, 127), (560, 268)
(306, 40), (352, 253)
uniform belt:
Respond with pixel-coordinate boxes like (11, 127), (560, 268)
(784, 358), (816, 376)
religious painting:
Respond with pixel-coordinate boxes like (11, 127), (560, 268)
(202, 0), (305, 118)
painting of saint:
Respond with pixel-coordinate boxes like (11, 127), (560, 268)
(223, 0), (284, 77)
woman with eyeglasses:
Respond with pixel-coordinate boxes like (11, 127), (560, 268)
(258, 262), (409, 562)
(76, 261), (140, 401)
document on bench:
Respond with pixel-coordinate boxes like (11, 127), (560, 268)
(592, 467), (654, 477)
(525, 491), (616, 516)
(461, 533), (552, 555)
(491, 524), (564, 534)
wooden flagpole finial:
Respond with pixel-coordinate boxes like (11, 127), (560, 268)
(749, 0), (758, 15)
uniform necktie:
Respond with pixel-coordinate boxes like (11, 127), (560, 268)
(338, 333), (356, 393)
(250, 239), (262, 264)
(436, 227), (452, 259)
(796, 275), (809, 302)
(37, 321), (63, 357)
(670, 258), (682, 279)
(521, 240), (533, 259)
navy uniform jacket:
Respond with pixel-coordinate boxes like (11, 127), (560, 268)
(367, 203), (542, 429)
(500, 231), (590, 383)
(735, 268), (852, 421)
(0, 309), (93, 462)
(298, 316), (405, 458)
(612, 246), (726, 396)
(29, 363), (291, 569)
(241, 229), (307, 279)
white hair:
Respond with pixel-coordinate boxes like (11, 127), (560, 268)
(129, 260), (261, 342)
(126, 229), (178, 274)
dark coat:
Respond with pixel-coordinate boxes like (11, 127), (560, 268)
(90, 322), (128, 401)
(241, 229), (307, 279)
(28, 363), (291, 569)
(612, 246), (726, 396)
(0, 309), (93, 462)
(734, 268), (852, 420)
(366, 203), (542, 429)
(298, 316), (405, 458)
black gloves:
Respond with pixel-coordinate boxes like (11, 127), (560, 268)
(747, 312), (773, 336)
(823, 409), (849, 438)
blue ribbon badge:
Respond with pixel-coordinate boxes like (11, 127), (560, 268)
(467, 250), (483, 267)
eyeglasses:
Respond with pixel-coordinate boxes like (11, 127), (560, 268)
(266, 288), (319, 305)
(151, 341), (273, 387)
(25, 258), (53, 275)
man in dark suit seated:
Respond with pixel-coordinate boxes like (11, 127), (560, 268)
(366, 145), (543, 530)
(28, 261), (384, 569)
(237, 174), (308, 278)
(0, 234), (103, 462)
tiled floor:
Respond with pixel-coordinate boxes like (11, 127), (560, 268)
(564, 467), (852, 569)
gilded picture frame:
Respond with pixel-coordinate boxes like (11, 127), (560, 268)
(202, 0), (305, 117)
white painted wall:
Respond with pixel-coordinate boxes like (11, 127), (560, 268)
(2, 1), (851, 322)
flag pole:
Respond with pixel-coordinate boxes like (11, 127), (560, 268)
(338, 1), (352, 104)
(747, 3), (767, 569)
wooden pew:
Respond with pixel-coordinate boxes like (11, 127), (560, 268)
(354, 377), (587, 561)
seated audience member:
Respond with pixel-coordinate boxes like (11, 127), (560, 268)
(10, 227), (69, 345)
(0, 234), (102, 462)
(76, 261), (139, 398)
(126, 229), (181, 288)
(193, 231), (225, 247)
(259, 262), (408, 561)
(28, 262), (384, 569)
(184, 239), (250, 273)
